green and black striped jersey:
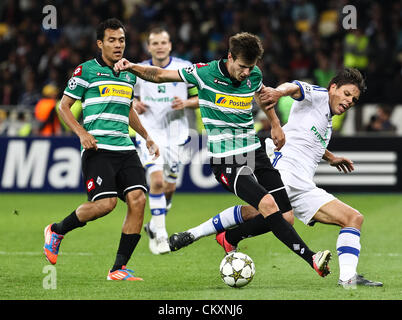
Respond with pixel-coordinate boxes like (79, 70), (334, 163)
(64, 55), (137, 151)
(178, 59), (263, 158)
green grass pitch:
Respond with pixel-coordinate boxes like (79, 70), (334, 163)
(1, 193), (401, 300)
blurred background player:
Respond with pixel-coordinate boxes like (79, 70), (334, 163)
(133, 27), (198, 254)
(43, 18), (159, 281)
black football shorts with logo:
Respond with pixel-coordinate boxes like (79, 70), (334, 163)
(81, 149), (147, 202)
(210, 146), (292, 212)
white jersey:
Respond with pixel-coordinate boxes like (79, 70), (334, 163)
(134, 57), (195, 146)
(275, 80), (333, 180)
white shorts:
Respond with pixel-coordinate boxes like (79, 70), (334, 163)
(279, 169), (336, 225)
(136, 137), (185, 184)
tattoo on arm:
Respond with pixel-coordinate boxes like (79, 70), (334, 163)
(143, 68), (159, 82)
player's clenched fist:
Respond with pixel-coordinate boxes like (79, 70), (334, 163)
(114, 58), (133, 72)
(260, 86), (282, 109)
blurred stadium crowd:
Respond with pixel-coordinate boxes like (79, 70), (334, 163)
(0, 0), (401, 136)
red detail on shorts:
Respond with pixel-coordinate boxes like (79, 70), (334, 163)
(220, 173), (229, 186)
(86, 178), (95, 192)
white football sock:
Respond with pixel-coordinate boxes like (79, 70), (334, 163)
(149, 193), (168, 239)
(336, 227), (361, 281)
(188, 205), (243, 240)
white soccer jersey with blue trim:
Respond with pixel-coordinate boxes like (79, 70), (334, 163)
(134, 57), (195, 146)
(275, 80), (333, 180)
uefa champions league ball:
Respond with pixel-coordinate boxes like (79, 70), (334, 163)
(219, 252), (255, 288)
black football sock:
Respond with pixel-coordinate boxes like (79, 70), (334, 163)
(111, 233), (141, 272)
(225, 214), (271, 246)
(51, 211), (86, 235)
(264, 211), (315, 267)
(226, 211), (314, 267)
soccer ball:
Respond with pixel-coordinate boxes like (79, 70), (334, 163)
(219, 252), (255, 288)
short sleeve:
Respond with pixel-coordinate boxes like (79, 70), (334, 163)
(64, 65), (89, 100)
(178, 62), (212, 90)
(291, 80), (313, 103)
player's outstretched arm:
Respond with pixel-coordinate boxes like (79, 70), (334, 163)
(259, 82), (302, 110)
(114, 58), (182, 83)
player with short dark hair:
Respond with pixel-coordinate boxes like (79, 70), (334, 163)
(114, 32), (332, 278)
(43, 18), (159, 281)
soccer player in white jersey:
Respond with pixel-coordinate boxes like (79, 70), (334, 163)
(133, 27), (198, 254)
(168, 68), (382, 288)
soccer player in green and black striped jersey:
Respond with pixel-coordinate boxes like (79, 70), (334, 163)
(114, 32), (332, 277)
(43, 19), (160, 281)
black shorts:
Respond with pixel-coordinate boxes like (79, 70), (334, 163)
(210, 146), (292, 212)
(81, 149), (147, 202)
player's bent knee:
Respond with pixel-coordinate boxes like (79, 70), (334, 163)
(241, 205), (259, 221)
(350, 211), (364, 228)
(165, 183), (176, 195)
(127, 189), (146, 208)
(150, 172), (164, 191)
(340, 208), (364, 229)
(258, 194), (280, 217)
(100, 197), (117, 214)
(90, 197), (117, 220)
(282, 210), (294, 225)
(152, 180), (164, 191)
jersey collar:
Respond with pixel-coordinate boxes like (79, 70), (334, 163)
(150, 56), (172, 69)
(218, 58), (241, 88)
(95, 53), (120, 77)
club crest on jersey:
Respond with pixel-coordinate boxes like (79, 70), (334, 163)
(247, 79), (251, 88)
(99, 85), (132, 98)
(158, 85), (166, 93)
(215, 94), (253, 110)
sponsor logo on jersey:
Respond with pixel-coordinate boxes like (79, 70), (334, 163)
(310, 125), (327, 147)
(196, 63), (208, 68)
(73, 66), (82, 77)
(96, 72), (110, 77)
(214, 78), (229, 86)
(99, 85), (132, 98)
(215, 94), (253, 110)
